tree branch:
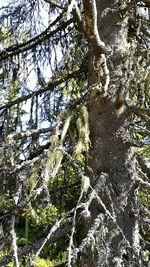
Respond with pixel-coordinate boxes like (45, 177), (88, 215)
(82, 0), (110, 55)
(82, 0), (111, 95)
(43, 0), (63, 9)
(136, 176), (150, 188)
(129, 106), (150, 121)
(0, 14), (73, 62)
(7, 127), (52, 141)
(26, 141), (51, 160)
(136, 0), (150, 8)
(0, 68), (84, 111)
(10, 182), (23, 267)
(137, 156), (150, 179)
(0, 223), (72, 265)
(31, 217), (67, 265)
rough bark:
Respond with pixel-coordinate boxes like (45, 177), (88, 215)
(74, 1), (142, 266)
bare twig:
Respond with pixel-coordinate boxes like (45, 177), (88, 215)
(30, 218), (64, 265)
(137, 156), (150, 178)
(67, 190), (83, 267)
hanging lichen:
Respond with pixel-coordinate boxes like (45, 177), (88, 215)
(44, 112), (72, 184)
(74, 105), (90, 155)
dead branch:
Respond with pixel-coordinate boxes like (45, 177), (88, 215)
(10, 181), (23, 267)
(134, 125), (150, 137)
(129, 18), (150, 39)
(70, 213), (104, 264)
(67, 191), (84, 267)
(26, 141), (51, 160)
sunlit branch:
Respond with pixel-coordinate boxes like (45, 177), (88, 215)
(30, 207), (76, 266)
(137, 166), (150, 183)
(134, 125), (150, 137)
(82, 0), (111, 95)
(43, 0), (63, 9)
(72, 3), (85, 32)
(10, 214), (19, 267)
(82, 0), (110, 55)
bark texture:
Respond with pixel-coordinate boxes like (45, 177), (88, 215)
(74, 1), (142, 266)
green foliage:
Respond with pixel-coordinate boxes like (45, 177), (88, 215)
(18, 204), (59, 244)
(0, 25), (13, 42)
(0, 196), (12, 213)
(35, 251), (67, 267)
(137, 145), (150, 160)
(35, 258), (53, 267)
(139, 189), (150, 208)
(142, 250), (150, 264)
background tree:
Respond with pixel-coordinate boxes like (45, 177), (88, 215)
(0, 0), (149, 266)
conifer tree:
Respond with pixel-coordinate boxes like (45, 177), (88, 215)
(0, 1), (149, 266)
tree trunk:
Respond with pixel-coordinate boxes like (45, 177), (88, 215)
(73, 1), (142, 266)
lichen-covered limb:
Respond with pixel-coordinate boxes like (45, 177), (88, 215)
(83, 0), (111, 56)
(82, 0), (111, 95)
